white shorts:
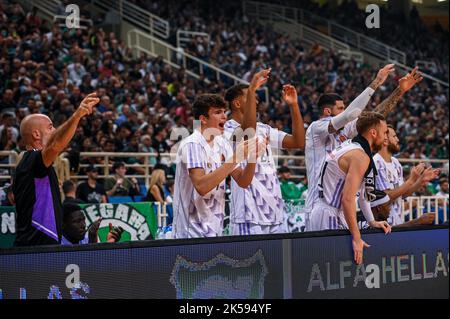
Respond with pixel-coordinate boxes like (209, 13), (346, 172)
(230, 222), (286, 236)
(308, 202), (349, 231)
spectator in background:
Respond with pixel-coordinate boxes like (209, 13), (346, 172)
(76, 165), (107, 204)
(436, 178), (449, 199)
(279, 166), (303, 204)
(61, 202), (123, 245)
(0, 113), (19, 143)
(145, 168), (167, 204)
(139, 134), (158, 166)
(62, 180), (84, 205)
(104, 161), (140, 197)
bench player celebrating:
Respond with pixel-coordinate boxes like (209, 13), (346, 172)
(172, 94), (266, 239)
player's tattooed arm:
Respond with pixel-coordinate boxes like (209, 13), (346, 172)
(374, 86), (404, 117)
(375, 67), (423, 117)
(369, 64), (395, 91)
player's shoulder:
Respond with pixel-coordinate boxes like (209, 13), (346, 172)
(307, 117), (332, 132)
(224, 119), (240, 131)
(179, 131), (204, 150)
(391, 156), (402, 165)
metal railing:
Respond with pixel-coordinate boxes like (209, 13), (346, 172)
(391, 61), (449, 88)
(127, 28), (270, 104)
(243, 0), (406, 64)
(176, 30), (210, 50)
(91, 0), (170, 39)
(53, 15), (93, 30)
(402, 196), (448, 225)
(2, 150), (447, 184)
(23, 0), (62, 19)
(243, 0), (449, 88)
(248, 6), (351, 53)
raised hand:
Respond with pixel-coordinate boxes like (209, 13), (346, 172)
(282, 84), (298, 107)
(399, 66), (423, 93)
(107, 223), (124, 243)
(75, 92), (100, 119)
(249, 68), (271, 91)
(370, 64), (395, 90)
(88, 217), (102, 243)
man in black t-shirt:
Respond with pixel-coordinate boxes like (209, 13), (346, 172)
(13, 93), (99, 247)
(76, 165), (107, 204)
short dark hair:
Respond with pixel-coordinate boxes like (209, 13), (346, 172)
(224, 84), (249, 105)
(62, 180), (76, 195)
(62, 202), (83, 223)
(356, 111), (386, 135)
(112, 161), (126, 172)
(278, 166), (291, 174)
(192, 94), (226, 119)
(317, 93), (343, 111)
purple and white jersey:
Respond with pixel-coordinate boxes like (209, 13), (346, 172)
(304, 117), (358, 216)
(374, 153), (404, 226)
(172, 130), (234, 238)
(315, 140), (368, 210)
(223, 119), (287, 225)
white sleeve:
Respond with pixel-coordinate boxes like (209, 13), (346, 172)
(330, 87), (375, 131)
(182, 143), (206, 170)
(358, 191), (375, 223)
(310, 120), (331, 140)
(269, 126), (288, 149)
(374, 158), (390, 191)
(342, 119), (358, 139)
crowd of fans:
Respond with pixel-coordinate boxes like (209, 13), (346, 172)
(133, 0), (449, 160)
(0, 0), (448, 207)
(246, 0), (449, 82)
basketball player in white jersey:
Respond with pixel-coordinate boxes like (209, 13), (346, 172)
(172, 94), (266, 239)
(310, 111), (392, 265)
(374, 125), (440, 226)
(224, 72), (305, 235)
(305, 66), (424, 230)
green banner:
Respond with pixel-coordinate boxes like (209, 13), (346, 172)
(0, 203), (158, 249)
(80, 203), (158, 243)
(0, 206), (16, 249)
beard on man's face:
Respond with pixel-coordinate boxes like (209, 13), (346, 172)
(387, 142), (400, 154)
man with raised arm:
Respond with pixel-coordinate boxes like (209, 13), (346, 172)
(13, 93), (99, 246)
(224, 69), (306, 235)
(304, 65), (423, 231)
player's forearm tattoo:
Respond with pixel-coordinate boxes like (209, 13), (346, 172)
(369, 76), (384, 91)
(374, 86), (404, 117)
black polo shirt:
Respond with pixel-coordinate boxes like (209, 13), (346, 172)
(13, 150), (62, 246)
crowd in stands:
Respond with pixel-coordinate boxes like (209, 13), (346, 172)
(134, 0), (450, 160)
(247, 0), (449, 82)
(0, 0), (448, 207)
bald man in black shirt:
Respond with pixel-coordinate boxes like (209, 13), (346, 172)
(13, 93), (99, 246)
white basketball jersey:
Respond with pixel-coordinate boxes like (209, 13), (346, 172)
(374, 153), (404, 225)
(317, 140), (366, 209)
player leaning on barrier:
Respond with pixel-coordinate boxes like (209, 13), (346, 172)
(310, 112), (393, 265)
(12, 93), (99, 247)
